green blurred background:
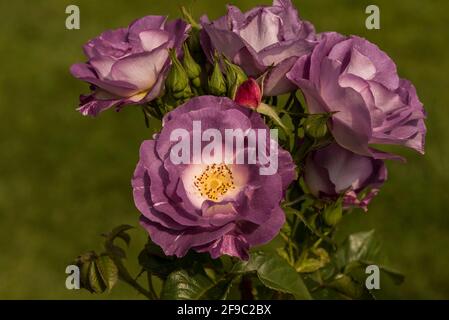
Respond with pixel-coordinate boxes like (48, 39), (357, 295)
(0, 0), (447, 299)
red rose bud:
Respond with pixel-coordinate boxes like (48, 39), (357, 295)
(234, 78), (262, 109)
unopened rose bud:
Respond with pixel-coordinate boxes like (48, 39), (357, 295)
(75, 251), (99, 293)
(234, 78), (262, 109)
(208, 58), (227, 96)
(304, 114), (329, 139)
(182, 43), (202, 88)
(166, 49), (191, 96)
(173, 86), (193, 100)
(75, 251), (118, 294)
(224, 59), (247, 98)
(323, 201), (343, 226)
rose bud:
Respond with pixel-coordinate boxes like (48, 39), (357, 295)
(166, 49), (192, 100)
(182, 43), (202, 88)
(208, 58), (227, 96)
(304, 114), (329, 139)
(234, 78), (262, 109)
(224, 58), (248, 98)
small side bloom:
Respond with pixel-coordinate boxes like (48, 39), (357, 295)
(70, 16), (190, 116)
(201, 0), (317, 96)
(304, 143), (387, 211)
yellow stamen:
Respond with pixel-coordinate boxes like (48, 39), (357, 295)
(194, 163), (236, 202)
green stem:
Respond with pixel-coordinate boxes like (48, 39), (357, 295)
(293, 92), (305, 113)
(285, 92), (295, 111)
(113, 258), (155, 299)
(288, 216), (300, 263)
(120, 272), (154, 299)
(141, 107), (150, 128)
(283, 195), (307, 208)
(147, 272), (158, 299)
(239, 275), (254, 300)
(286, 208), (336, 249)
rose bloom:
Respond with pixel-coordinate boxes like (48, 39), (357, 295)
(70, 16), (190, 116)
(201, 0), (316, 96)
(287, 32), (426, 156)
(304, 143), (387, 211)
(132, 96), (295, 260)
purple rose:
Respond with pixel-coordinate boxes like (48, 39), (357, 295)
(287, 32), (426, 156)
(70, 16), (190, 116)
(304, 143), (387, 211)
(132, 96), (296, 260)
(201, 0), (316, 96)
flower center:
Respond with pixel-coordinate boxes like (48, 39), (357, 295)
(193, 164), (236, 201)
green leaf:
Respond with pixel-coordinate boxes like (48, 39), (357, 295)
(233, 251), (311, 300)
(257, 103), (291, 134)
(79, 262), (92, 292)
(180, 6), (200, 30)
(327, 274), (373, 300)
(96, 255), (119, 292)
(335, 230), (405, 287)
(116, 232), (131, 247)
(335, 230), (382, 270)
(295, 248), (330, 273)
(160, 270), (235, 300)
(88, 261), (106, 293)
(138, 244), (178, 279)
(358, 261), (405, 285)
(109, 224), (134, 238)
(103, 224), (134, 260)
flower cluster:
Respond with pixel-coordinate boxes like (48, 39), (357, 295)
(71, 0), (426, 262)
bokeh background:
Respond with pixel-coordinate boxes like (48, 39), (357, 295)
(0, 0), (448, 299)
